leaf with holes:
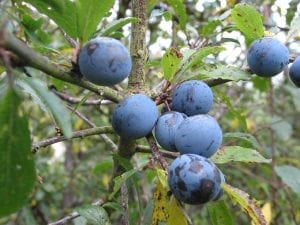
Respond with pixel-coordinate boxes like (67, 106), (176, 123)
(162, 48), (183, 81)
(231, 3), (264, 44)
(222, 183), (266, 225)
(0, 89), (36, 217)
(211, 146), (270, 164)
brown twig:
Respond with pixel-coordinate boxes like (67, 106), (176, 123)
(32, 126), (114, 153)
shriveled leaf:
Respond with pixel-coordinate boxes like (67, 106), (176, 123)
(18, 76), (72, 138)
(165, 0), (187, 29)
(222, 183), (266, 225)
(162, 48), (182, 81)
(167, 196), (188, 225)
(231, 3), (264, 44)
(275, 165), (300, 193)
(0, 89), (36, 217)
(77, 205), (111, 225)
(75, 0), (115, 42)
(208, 200), (234, 225)
(223, 132), (261, 150)
(287, 16), (300, 40)
(201, 20), (222, 37)
(99, 17), (140, 37)
(211, 146), (271, 164)
(109, 169), (138, 199)
(180, 46), (225, 73)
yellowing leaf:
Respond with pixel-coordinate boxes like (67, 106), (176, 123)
(151, 179), (169, 225)
(251, 202), (272, 225)
(222, 183), (266, 225)
(167, 196), (188, 225)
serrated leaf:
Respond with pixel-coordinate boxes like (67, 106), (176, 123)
(99, 17), (140, 37)
(75, 0), (115, 42)
(222, 183), (266, 225)
(223, 132), (261, 150)
(109, 169), (138, 199)
(231, 3), (264, 44)
(0, 89), (36, 217)
(17, 76), (72, 138)
(190, 65), (251, 82)
(23, 0), (115, 42)
(180, 46), (225, 73)
(201, 20), (222, 37)
(275, 165), (300, 193)
(77, 205), (111, 225)
(287, 16), (300, 40)
(165, 0), (187, 29)
(162, 48), (182, 81)
(208, 200), (234, 225)
(211, 146), (271, 164)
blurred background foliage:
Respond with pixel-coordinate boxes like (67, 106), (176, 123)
(0, 0), (300, 224)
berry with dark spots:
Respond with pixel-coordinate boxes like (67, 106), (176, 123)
(168, 154), (224, 204)
(174, 114), (222, 158)
(247, 37), (289, 77)
(171, 80), (213, 116)
(289, 56), (300, 87)
(78, 37), (132, 86)
(111, 94), (158, 139)
(154, 111), (187, 151)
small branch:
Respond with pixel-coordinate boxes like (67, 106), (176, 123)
(121, 184), (129, 225)
(66, 105), (118, 152)
(32, 126), (114, 153)
(2, 31), (122, 102)
(146, 134), (169, 170)
(136, 145), (178, 159)
(52, 89), (112, 106)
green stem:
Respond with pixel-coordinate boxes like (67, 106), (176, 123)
(2, 31), (122, 102)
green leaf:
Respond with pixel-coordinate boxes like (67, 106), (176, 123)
(211, 146), (271, 164)
(0, 89), (36, 217)
(287, 16), (300, 40)
(201, 20), (222, 37)
(182, 65), (250, 83)
(215, 90), (248, 131)
(275, 165), (300, 193)
(222, 183), (267, 225)
(75, 0), (115, 42)
(99, 17), (140, 37)
(23, 0), (115, 42)
(77, 205), (111, 225)
(167, 196), (188, 225)
(180, 46), (225, 73)
(162, 48), (183, 81)
(109, 169), (138, 199)
(23, 0), (78, 39)
(17, 76), (72, 138)
(271, 115), (293, 141)
(208, 200), (234, 225)
(165, 0), (187, 29)
(252, 76), (269, 92)
(223, 132), (261, 150)
(231, 3), (264, 44)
